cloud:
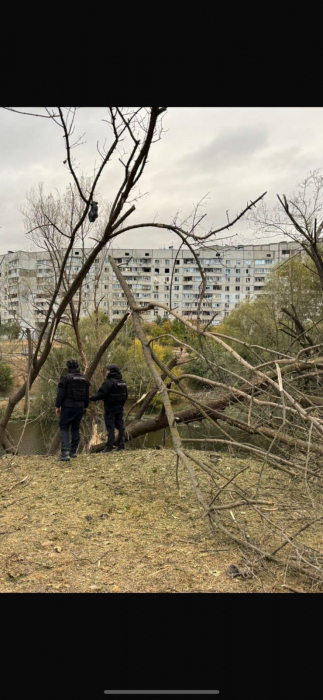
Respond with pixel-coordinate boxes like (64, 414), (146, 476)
(258, 145), (311, 173)
(177, 125), (269, 173)
(1, 107), (323, 253)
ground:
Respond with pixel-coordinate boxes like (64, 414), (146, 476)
(0, 449), (320, 593)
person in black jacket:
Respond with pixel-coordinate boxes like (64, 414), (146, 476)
(89, 364), (128, 452)
(55, 359), (90, 462)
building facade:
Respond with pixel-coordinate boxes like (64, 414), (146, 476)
(0, 240), (300, 331)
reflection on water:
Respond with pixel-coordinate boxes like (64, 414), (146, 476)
(1, 415), (269, 456)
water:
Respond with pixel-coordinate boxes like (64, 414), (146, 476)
(1, 415), (269, 455)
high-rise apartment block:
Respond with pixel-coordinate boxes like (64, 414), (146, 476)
(0, 240), (300, 332)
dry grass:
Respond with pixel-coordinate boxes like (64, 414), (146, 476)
(0, 449), (321, 593)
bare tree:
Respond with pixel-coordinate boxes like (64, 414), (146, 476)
(249, 170), (323, 291)
(0, 106), (268, 454)
(0, 106), (167, 452)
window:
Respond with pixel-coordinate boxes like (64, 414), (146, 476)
(175, 260), (180, 265)
(224, 311), (229, 317)
(165, 277), (170, 282)
(174, 294), (179, 299)
(225, 286), (229, 291)
(165, 260), (170, 265)
(174, 276), (180, 282)
(165, 268), (169, 273)
(174, 285), (179, 290)
(236, 278), (241, 282)
(246, 286), (250, 291)
(255, 259), (266, 265)
(165, 286), (169, 291)
(254, 286), (263, 291)
(164, 293), (169, 299)
(75, 251), (79, 255)
(154, 293), (159, 299)
(282, 250), (290, 255)
(266, 253), (272, 257)
(236, 261), (241, 266)
(145, 252), (150, 256)
(245, 269), (249, 274)
(155, 268), (159, 273)
(225, 303), (230, 308)
(225, 268), (231, 274)
(235, 286), (240, 291)
(155, 260), (160, 264)
(245, 260), (251, 266)
(235, 294), (240, 300)
(255, 277), (265, 282)
(246, 277), (251, 283)
(226, 260), (231, 265)
(184, 259), (194, 264)
(216, 253), (221, 257)
(225, 294), (230, 300)
(255, 268), (265, 273)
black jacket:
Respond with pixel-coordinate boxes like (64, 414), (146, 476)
(89, 367), (128, 412)
(55, 369), (90, 408)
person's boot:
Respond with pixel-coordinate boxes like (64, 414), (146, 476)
(70, 449), (78, 458)
(56, 449), (70, 462)
(103, 446), (113, 453)
(117, 445), (125, 451)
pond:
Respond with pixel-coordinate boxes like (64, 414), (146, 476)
(1, 414), (270, 456)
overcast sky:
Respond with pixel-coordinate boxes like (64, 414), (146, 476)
(1, 107), (322, 254)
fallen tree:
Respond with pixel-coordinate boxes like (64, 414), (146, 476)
(88, 256), (323, 588)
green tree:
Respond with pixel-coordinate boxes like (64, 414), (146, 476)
(0, 321), (21, 340)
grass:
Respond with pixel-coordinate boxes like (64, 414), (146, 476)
(0, 449), (321, 593)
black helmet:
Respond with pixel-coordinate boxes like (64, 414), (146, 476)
(66, 359), (80, 371)
(106, 363), (120, 372)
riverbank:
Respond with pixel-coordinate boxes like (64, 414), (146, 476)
(0, 449), (319, 592)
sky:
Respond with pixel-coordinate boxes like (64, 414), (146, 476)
(0, 106), (323, 254)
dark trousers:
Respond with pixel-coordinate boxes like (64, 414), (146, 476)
(104, 410), (125, 449)
(59, 406), (84, 452)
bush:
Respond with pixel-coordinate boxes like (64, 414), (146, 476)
(0, 363), (13, 392)
(0, 321), (21, 340)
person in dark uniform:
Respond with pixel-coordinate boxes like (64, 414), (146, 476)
(89, 364), (128, 452)
(55, 359), (90, 462)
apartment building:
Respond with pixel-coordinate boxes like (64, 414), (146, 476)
(0, 240), (300, 331)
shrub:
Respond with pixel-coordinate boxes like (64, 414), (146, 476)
(0, 321), (21, 340)
(0, 363), (13, 392)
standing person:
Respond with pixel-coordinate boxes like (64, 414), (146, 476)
(89, 364), (128, 452)
(55, 359), (90, 462)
